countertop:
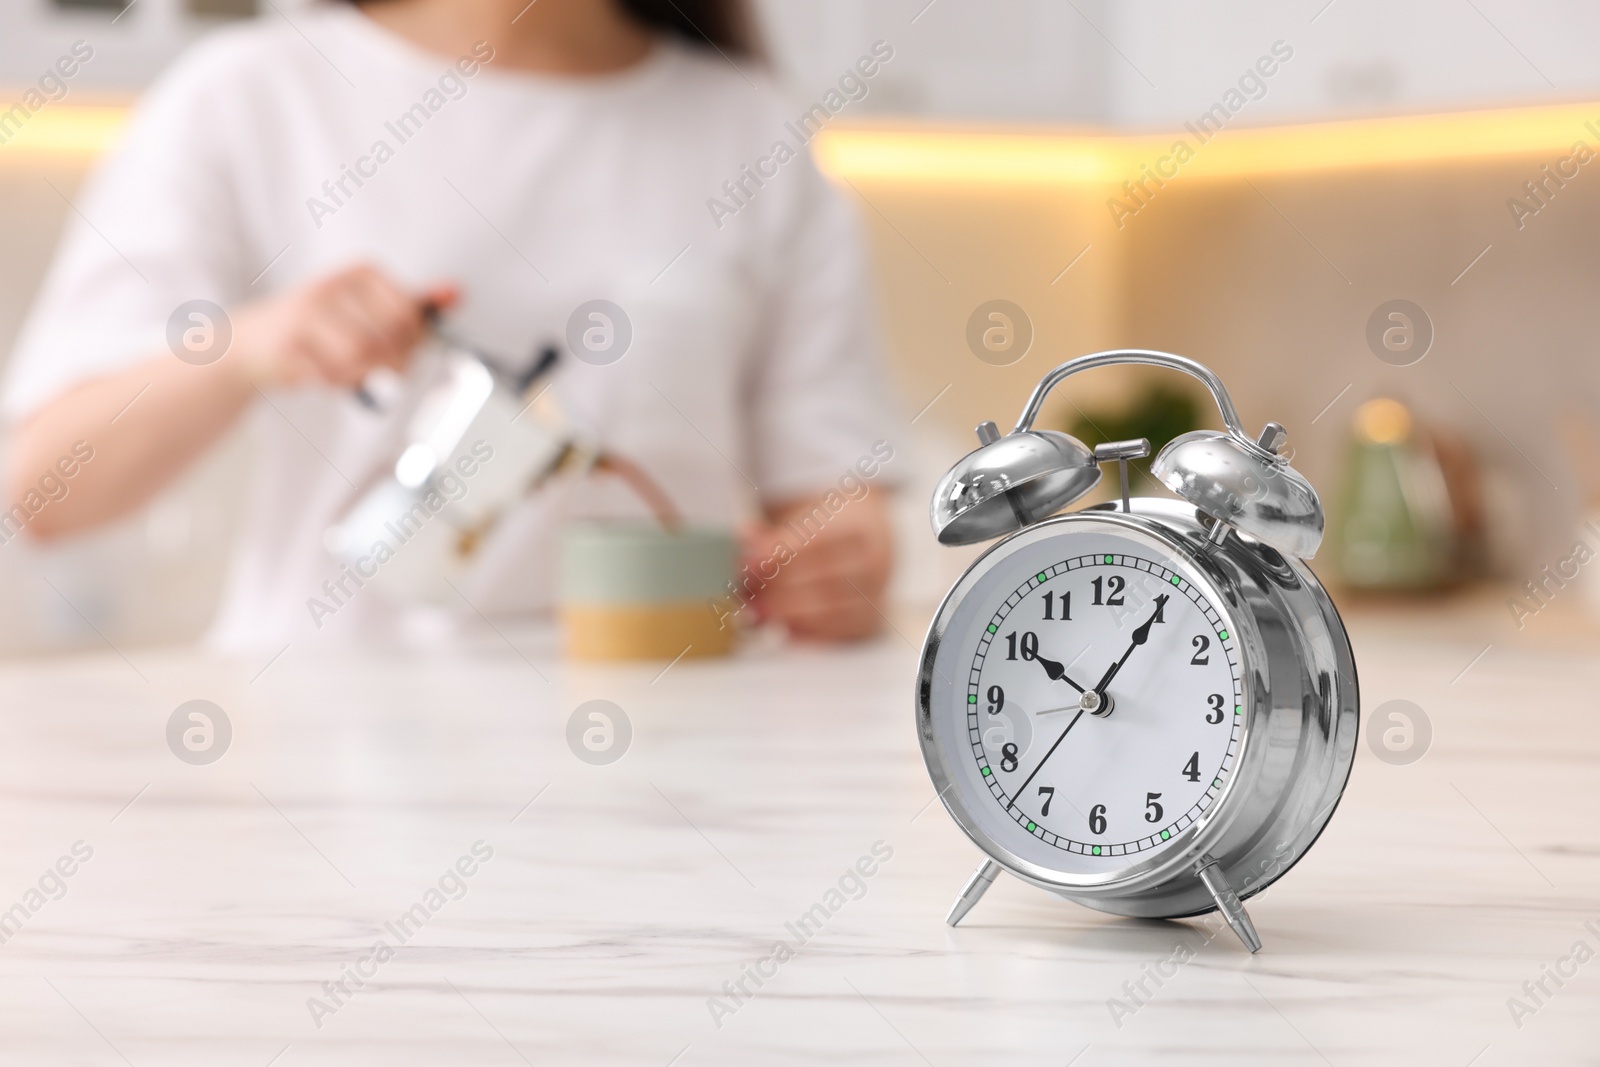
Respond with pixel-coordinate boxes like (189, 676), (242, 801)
(0, 599), (1596, 1066)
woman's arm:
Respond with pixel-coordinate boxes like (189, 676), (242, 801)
(7, 351), (253, 539)
(5, 265), (450, 541)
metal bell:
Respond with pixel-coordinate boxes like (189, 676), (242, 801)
(1152, 423), (1323, 558)
(930, 421), (1100, 545)
(927, 349), (1326, 558)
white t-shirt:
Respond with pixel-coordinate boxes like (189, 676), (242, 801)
(4, 9), (899, 650)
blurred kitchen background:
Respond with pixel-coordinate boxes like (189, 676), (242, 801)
(4, 0), (1600, 653)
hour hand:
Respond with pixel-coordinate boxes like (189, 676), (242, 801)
(1032, 652), (1086, 693)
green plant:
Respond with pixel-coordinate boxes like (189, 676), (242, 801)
(1063, 383), (1203, 457)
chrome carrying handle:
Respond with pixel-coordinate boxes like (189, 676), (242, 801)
(1010, 349), (1251, 441)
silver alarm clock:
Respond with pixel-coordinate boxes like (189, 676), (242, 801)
(916, 349), (1358, 952)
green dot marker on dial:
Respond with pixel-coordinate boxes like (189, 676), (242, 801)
(1092, 846), (1102, 856)
(1170, 575), (1181, 585)
(981, 767), (992, 776)
(1103, 555), (1114, 564)
(1027, 821), (1036, 832)
(968, 694), (977, 703)
(1036, 572), (1047, 582)
(1219, 630), (1230, 640)
(1160, 830), (1170, 840)
(987, 624), (997, 634)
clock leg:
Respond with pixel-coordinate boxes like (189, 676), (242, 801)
(1196, 859), (1262, 953)
(945, 859), (1002, 927)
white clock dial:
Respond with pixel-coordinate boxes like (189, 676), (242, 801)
(935, 525), (1246, 873)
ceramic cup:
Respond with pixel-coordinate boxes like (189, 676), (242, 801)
(560, 523), (738, 661)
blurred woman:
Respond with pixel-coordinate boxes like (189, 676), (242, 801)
(3, 0), (898, 648)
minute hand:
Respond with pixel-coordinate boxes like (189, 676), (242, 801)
(1007, 709), (1086, 812)
(1093, 594), (1169, 694)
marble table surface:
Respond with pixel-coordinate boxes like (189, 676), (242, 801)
(0, 599), (1596, 1066)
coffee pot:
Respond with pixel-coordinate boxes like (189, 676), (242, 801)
(325, 318), (584, 603)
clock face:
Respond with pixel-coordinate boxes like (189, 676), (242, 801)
(922, 514), (1249, 883)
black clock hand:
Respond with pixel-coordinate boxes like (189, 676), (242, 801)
(1006, 708), (1086, 812)
(1093, 594), (1169, 695)
(1032, 652), (1086, 694)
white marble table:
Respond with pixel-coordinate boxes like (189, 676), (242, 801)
(0, 601), (1596, 1066)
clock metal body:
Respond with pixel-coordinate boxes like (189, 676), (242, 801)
(917, 350), (1359, 952)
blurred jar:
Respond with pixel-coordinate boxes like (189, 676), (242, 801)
(1330, 397), (1470, 591)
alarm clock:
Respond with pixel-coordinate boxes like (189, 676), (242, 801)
(916, 349), (1358, 952)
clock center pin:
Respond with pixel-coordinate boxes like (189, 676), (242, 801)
(1080, 689), (1113, 717)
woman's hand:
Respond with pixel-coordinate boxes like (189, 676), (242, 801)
(740, 491), (894, 642)
(6, 264), (456, 541)
(231, 264), (456, 389)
